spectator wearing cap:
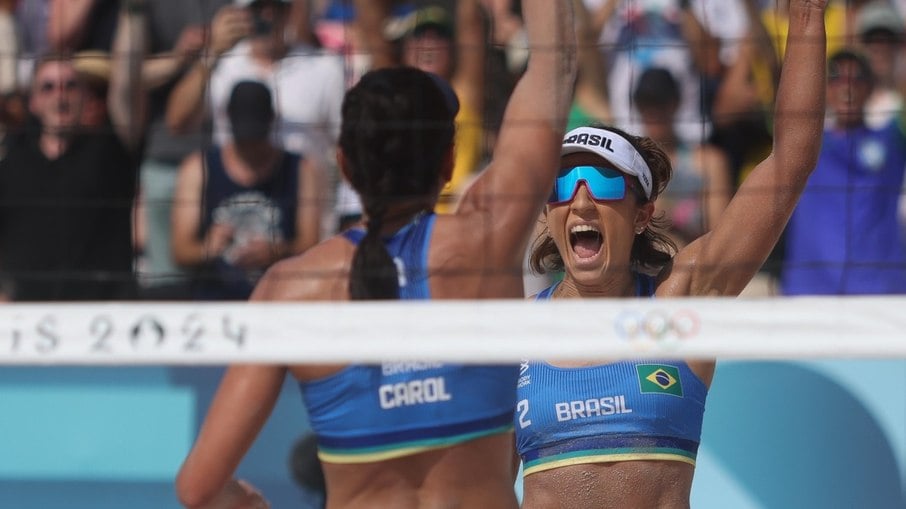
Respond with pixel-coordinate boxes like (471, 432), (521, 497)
(166, 0), (348, 237)
(0, 1), (148, 301)
(356, 0), (487, 214)
(592, 0), (731, 145)
(171, 80), (323, 300)
(856, 0), (905, 128)
(782, 48), (906, 296)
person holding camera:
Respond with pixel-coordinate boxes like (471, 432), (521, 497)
(166, 0), (349, 237)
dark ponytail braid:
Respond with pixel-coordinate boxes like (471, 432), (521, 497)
(340, 67), (456, 300)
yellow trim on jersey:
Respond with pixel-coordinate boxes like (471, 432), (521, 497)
(318, 443), (448, 464)
(318, 424), (515, 464)
(522, 453), (696, 476)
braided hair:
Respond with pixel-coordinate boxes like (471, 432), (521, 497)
(339, 67), (456, 300)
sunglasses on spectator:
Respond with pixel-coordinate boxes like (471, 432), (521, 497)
(38, 79), (80, 94)
(549, 165), (636, 205)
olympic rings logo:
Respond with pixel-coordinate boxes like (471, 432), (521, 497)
(613, 309), (701, 347)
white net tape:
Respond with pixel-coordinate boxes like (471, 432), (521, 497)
(2, 296), (905, 365)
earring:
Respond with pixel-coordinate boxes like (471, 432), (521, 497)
(635, 226), (645, 235)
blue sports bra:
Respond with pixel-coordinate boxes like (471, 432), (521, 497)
(300, 212), (518, 464)
(516, 274), (708, 475)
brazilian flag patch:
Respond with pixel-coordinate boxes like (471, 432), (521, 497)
(636, 364), (683, 397)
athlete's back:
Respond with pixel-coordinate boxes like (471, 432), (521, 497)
(176, 2), (578, 507)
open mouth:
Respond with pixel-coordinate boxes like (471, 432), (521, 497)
(570, 224), (603, 259)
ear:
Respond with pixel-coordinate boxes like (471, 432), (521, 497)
(634, 201), (655, 234)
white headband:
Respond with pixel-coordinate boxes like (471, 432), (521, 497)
(560, 126), (653, 199)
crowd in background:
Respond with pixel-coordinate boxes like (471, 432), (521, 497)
(0, 0), (904, 303)
(0, 1), (902, 505)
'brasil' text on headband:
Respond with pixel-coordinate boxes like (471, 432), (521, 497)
(560, 126), (653, 199)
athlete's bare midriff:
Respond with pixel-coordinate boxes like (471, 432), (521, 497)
(321, 433), (520, 509)
(521, 461), (695, 509)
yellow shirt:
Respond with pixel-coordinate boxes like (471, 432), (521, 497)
(436, 97), (482, 214)
(761, 3), (847, 61)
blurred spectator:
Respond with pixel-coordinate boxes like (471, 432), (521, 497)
(15, 0), (51, 70)
(310, 0), (410, 87)
(781, 49), (906, 295)
(710, 0), (778, 187)
(357, 0), (487, 213)
(480, 0), (528, 74)
(171, 81), (322, 300)
(567, 0), (612, 130)
(132, 0), (228, 300)
(591, 0), (743, 144)
(0, 1), (147, 301)
(633, 67), (732, 247)
(856, 0), (904, 128)
(166, 0), (348, 235)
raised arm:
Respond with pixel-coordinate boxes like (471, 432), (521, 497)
(352, 0), (397, 70)
(677, 0), (723, 79)
(140, 25), (205, 91)
(47, 0), (97, 51)
(670, 0), (827, 297)
(165, 5), (251, 135)
(456, 0), (577, 266)
(573, 0), (612, 124)
(108, 0), (149, 151)
(451, 0), (486, 114)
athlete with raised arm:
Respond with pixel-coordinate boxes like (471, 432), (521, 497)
(175, 1), (577, 507)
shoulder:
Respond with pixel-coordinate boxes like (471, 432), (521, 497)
(252, 236), (353, 301)
(431, 212), (489, 249)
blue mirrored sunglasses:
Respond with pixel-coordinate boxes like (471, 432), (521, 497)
(549, 165), (628, 205)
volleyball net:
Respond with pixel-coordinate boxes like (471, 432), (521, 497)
(2, 296), (905, 366)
